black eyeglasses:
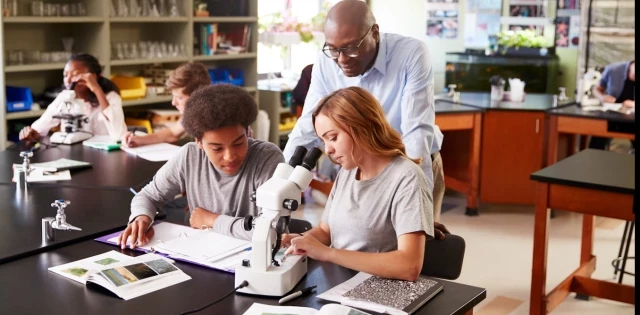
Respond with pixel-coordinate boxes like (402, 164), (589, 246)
(322, 26), (373, 60)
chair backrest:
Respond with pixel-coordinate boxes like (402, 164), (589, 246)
(288, 218), (313, 234)
(421, 234), (466, 280)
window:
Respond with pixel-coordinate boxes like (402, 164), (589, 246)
(257, 0), (365, 76)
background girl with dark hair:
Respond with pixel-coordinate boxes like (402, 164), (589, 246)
(19, 53), (126, 142)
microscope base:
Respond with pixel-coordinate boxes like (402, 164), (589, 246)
(235, 254), (307, 297)
(50, 132), (93, 145)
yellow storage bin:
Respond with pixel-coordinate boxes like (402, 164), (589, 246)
(111, 76), (146, 100)
(125, 117), (153, 134)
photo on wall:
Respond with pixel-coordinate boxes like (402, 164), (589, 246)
(555, 16), (570, 47)
(509, 5), (544, 17)
(427, 16), (459, 39)
(558, 0), (579, 10)
(425, 0), (460, 39)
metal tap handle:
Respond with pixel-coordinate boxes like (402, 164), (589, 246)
(20, 151), (34, 175)
(51, 199), (71, 214)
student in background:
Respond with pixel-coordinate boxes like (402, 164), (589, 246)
(590, 60), (635, 150)
(283, 87), (433, 281)
(117, 84), (284, 248)
(121, 62), (210, 147)
(19, 53), (126, 142)
(291, 64), (313, 117)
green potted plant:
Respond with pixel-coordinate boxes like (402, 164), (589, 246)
(495, 29), (553, 56)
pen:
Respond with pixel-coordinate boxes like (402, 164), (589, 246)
(278, 285), (316, 304)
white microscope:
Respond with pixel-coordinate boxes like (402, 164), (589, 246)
(235, 146), (322, 296)
(577, 68), (603, 107)
(49, 83), (92, 145)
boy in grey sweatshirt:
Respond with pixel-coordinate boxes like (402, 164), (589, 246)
(118, 84), (284, 249)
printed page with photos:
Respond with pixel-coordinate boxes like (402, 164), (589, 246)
(49, 251), (191, 300)
(243, 302), (371, 315)
(317, 272), (443, 315)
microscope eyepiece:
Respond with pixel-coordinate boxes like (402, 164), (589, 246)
(301, 147), (322, 171)
(288, 146), (307, 167)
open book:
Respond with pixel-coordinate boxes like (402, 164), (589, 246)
(96, 221), (251, 273)
(121, 142), (181, 162)
(48, 250), (191, 300)
(317, 272), (444, 315)
(243, 303), (371, 315)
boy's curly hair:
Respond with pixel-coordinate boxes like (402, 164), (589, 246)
(182, 84), (257, 139)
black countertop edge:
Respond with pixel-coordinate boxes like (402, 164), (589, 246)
(0, 224), (126, 266)
(451, 289), (487, 315)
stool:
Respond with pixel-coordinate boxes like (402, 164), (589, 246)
(612, 221), (635, 283)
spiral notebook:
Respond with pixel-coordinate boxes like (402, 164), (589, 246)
(95, 221), (251, 273)
(317, 272), (443, 315)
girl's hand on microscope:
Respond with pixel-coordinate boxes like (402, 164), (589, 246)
(281, 233), (295, 248)
(285, 234), (332, 262)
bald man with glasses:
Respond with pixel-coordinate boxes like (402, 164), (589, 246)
(284, 0), (446, 223)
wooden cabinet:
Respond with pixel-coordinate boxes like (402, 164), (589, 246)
(479, 111), (545, 205)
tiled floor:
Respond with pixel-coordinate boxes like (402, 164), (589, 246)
(293, 189), (636, 315)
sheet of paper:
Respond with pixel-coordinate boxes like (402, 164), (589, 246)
(121, 143), (181, 162)
(136, 149), (180, 162)
(13, 165), (71, 182)
(243, 303), (318, 315)
(154, 229), (251, 262)
(107, 222), (200, 251)
(121, 143), (180, 155)
(48, 251), (132, 284)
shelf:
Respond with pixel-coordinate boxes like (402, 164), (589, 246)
(192, 16), (258, 23)
(4, 63), (67, 73)
(192, 52), (257, 61)
(122, 95), (173, 107)
(500, 17), (553, 26)
(280, 107), (291, 114)
(6, 109), (46, 120)
(110, 57), (190, 66)
(589, 27), (635, 36)
(109, 17), (190, 23)
(3, 16), (104, 23)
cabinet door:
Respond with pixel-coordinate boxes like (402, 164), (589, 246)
(479, 111), (545, 205)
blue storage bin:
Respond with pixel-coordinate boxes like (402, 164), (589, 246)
(6, 86), (33, 112)
(208, 68), (244, 86)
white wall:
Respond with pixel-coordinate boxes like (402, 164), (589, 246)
(370, 0), (467, 93)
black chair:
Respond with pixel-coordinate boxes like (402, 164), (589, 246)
(288, 218), (313, 234)
(421, 234), (466, 280)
